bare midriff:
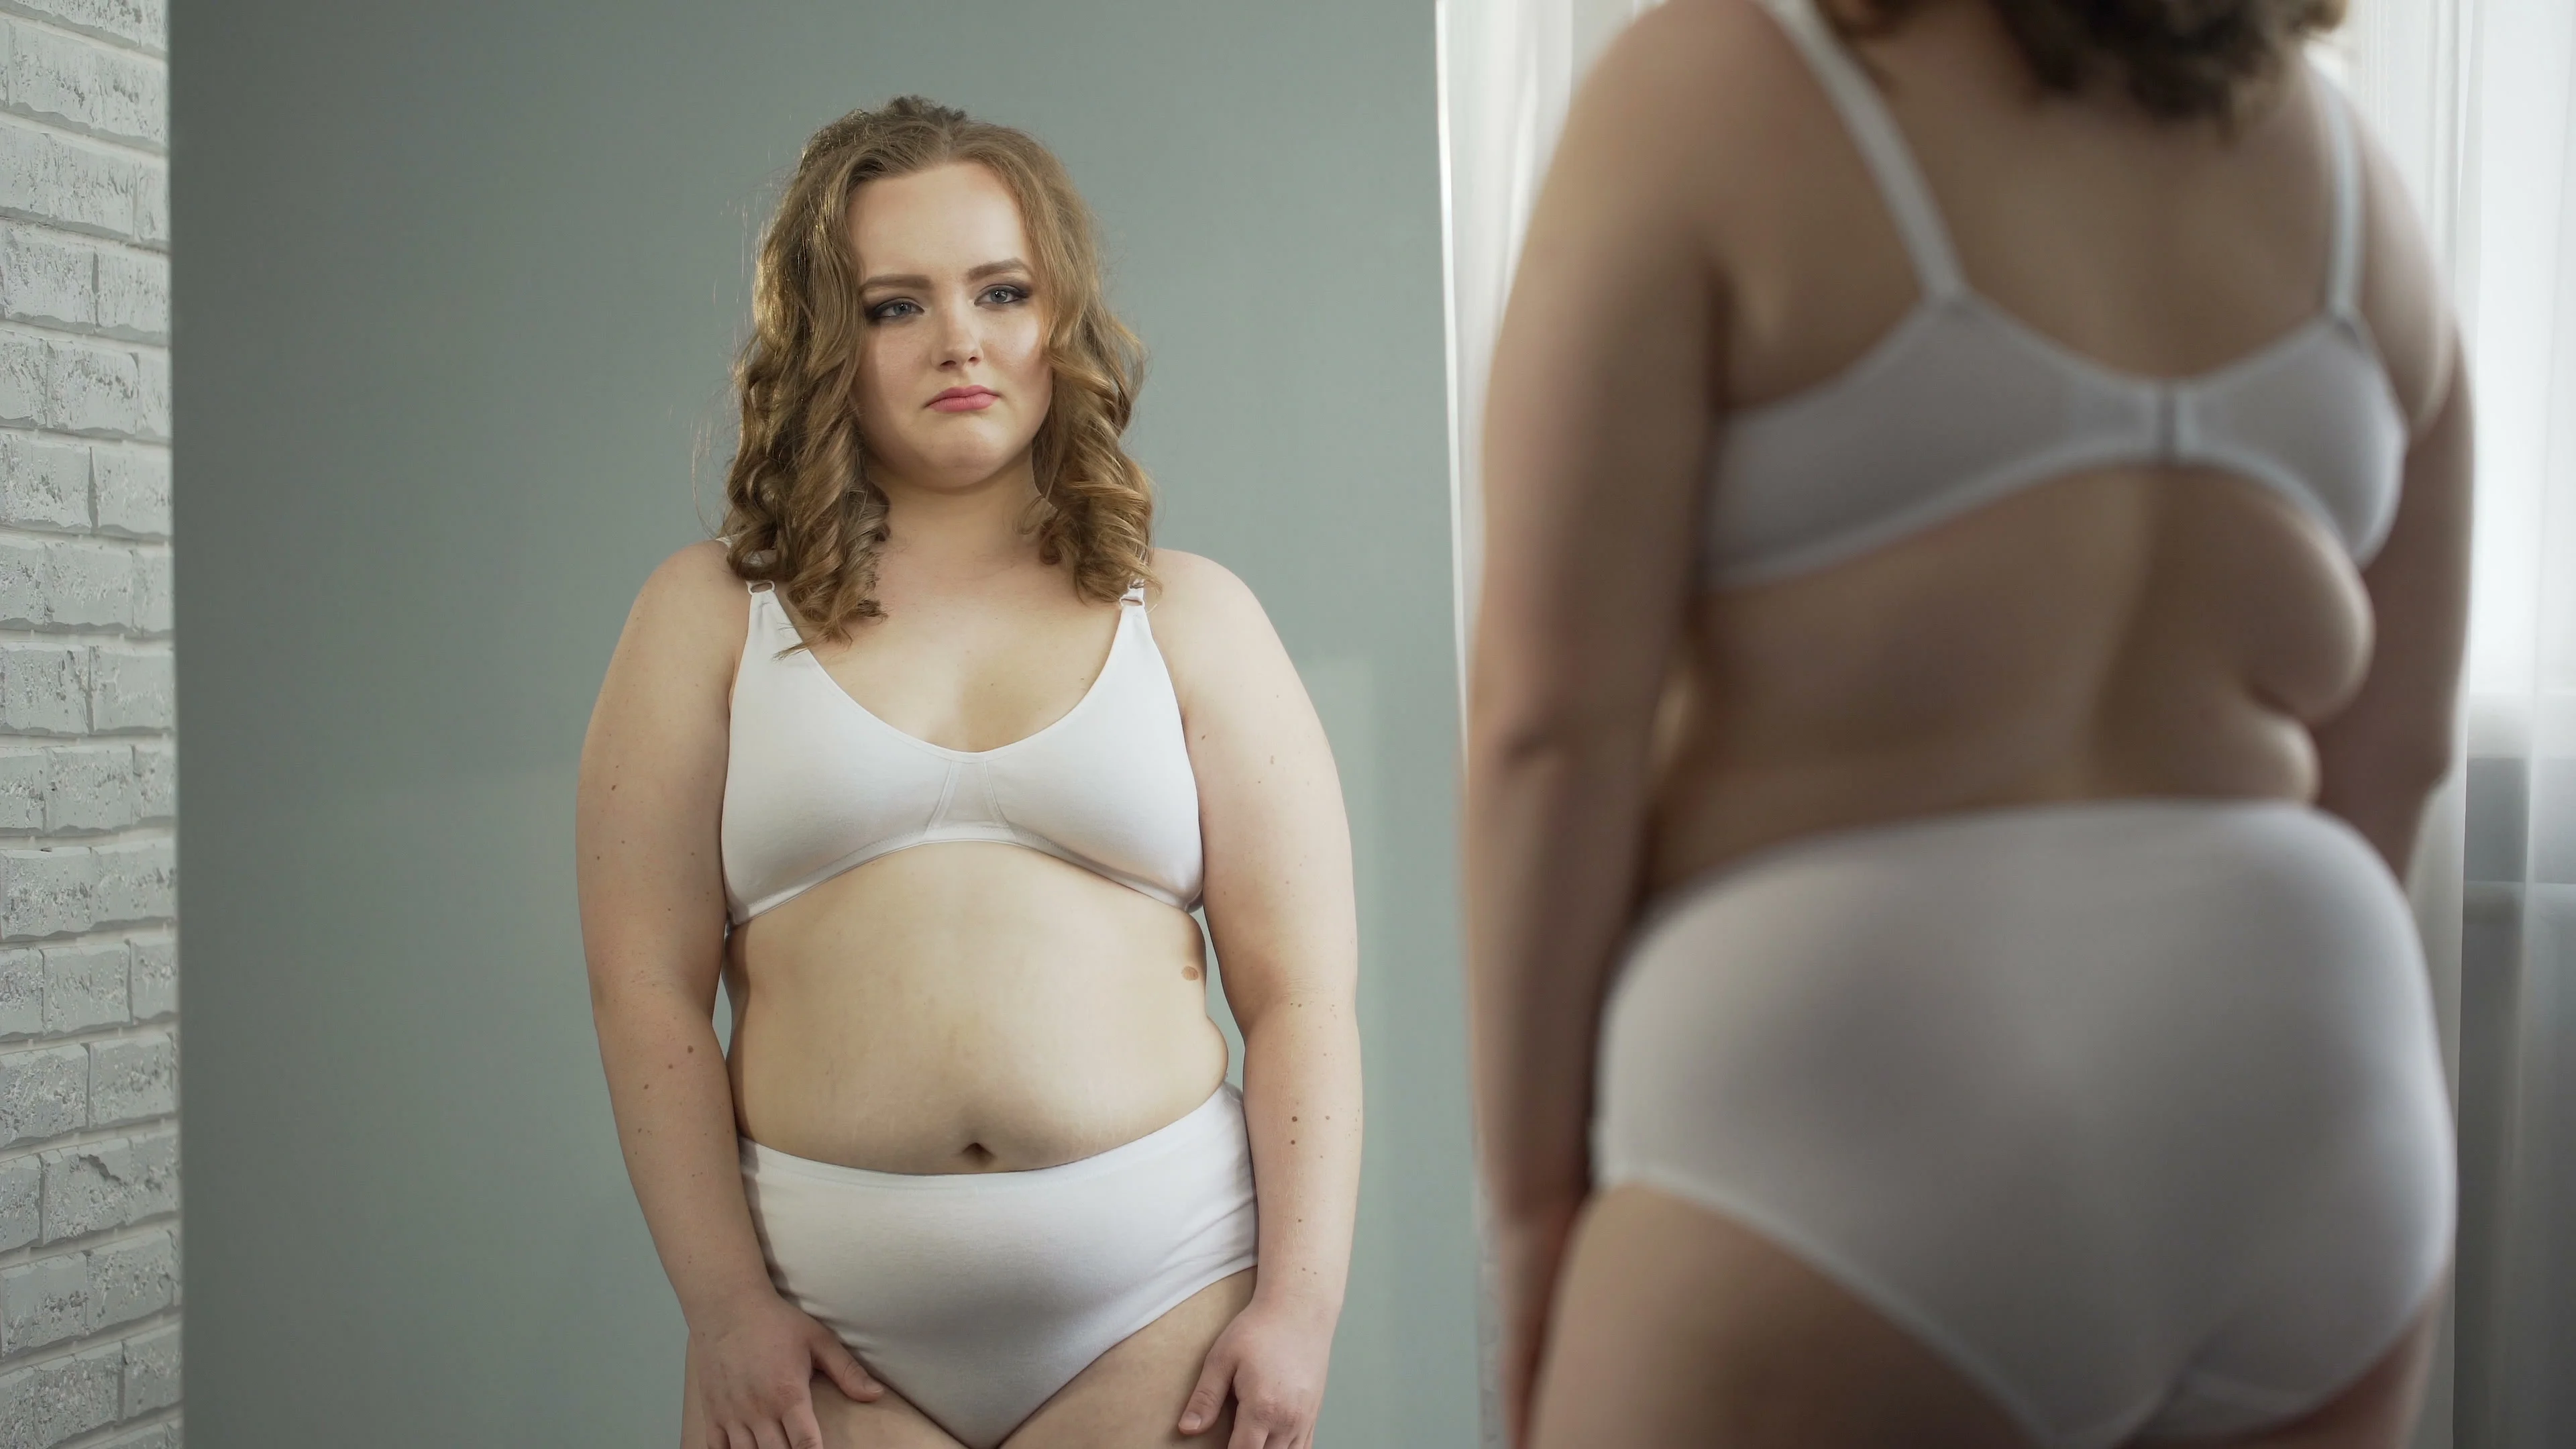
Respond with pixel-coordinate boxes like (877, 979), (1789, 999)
(725, 842), (1228, 1175)
(1644, 463), (2375, 896)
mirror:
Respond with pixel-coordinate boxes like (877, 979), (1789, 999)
(175, 3), (1478, 1444)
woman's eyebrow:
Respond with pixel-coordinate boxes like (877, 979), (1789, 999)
(858, 258), (1032, 291)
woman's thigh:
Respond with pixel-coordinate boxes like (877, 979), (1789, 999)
(1529, 1185), (2035, 1449)
(810, 1376), (969, 1449)
(1003, 1269), (1254, 1449)
(676, 1342), (967, 1449)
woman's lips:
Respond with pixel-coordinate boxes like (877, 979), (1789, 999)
(928, 387), (998, 413)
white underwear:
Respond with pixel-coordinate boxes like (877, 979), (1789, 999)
(1595, 799), (2453, 1449)
(741, 1085), (1258, 1449)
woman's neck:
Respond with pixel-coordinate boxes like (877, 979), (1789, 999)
(875, 454), (1048, 584)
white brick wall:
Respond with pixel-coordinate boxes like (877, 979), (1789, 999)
(0, 1), (169, 1445)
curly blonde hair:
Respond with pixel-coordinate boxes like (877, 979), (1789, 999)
(720, 96), (1154, 643)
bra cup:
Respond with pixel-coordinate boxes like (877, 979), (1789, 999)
(719, 606), (955, 920)
(718, 591), (1206, 921)
(985, 614), (1205, 908)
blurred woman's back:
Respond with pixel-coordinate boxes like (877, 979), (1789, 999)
(1466, 0), (2469, 1444)
(1609, 0), (2457, 885)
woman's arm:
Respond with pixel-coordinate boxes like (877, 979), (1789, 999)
(1463, 10), (1731, 1442)
(2310, 120), (2475, 881)
(2312, 335), (2471, 877)
(576, 542), (879, 1449)
(1150, 549), (1363, 1449)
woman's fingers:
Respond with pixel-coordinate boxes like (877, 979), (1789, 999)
(1228, 1379), (1311, 1449)
(1177, 1344), (1235, 1436)
(1226, 1394), (1286, 1449)
(749, 1414), (794, 1449)
(810, 1328), (883, 1402)
(783, 1397), (830, 1449)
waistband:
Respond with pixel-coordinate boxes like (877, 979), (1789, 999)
(739, 1083), (1244, 1193)
(1631, 796), (2367, 944)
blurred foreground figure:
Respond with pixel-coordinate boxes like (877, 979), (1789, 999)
(1464, 1), (2469, 1445)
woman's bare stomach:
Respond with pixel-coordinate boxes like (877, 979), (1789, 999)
(1644, 468), (2376, 894)
(726, 843), (1229, 1174)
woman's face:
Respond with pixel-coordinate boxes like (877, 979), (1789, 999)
(845, 161), (1055, 496)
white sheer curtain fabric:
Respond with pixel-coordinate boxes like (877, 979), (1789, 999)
(1437, 8), (1660, 1438)
(1439, 0), (1660, 715)
(2332, 2), (2576, 1444)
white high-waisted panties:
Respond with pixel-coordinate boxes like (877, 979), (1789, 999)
(740, 1085), (1258, 1449)
(1595, 799), (2453, 1449)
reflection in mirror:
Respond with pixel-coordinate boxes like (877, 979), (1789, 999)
(177, 5), (1474, 1445)
(577, 98), (1364, 1449)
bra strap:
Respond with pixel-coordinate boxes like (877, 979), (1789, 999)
(1757, 0), (1968, 299)
(1121, 578), (1148, 606)
(2319, 76), (2365, 317)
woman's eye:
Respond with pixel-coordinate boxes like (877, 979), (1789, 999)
(867, 299), (921, 322)
(981, 284), (1030, 306)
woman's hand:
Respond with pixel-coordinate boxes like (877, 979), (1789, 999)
(1177, 1291), (1340, 1448)
(1489, 1198), (1583, 1448)
(684, 1290), (882, 1449)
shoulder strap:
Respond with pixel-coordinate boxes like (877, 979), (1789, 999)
(1755, 0), (1966, 298)
(1121, 578), (1148, 606)
(2318, 76), (2364, 316)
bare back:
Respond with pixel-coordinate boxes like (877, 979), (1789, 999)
(1477, 0), (2463, 895)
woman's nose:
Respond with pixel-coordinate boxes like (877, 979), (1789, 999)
(934, 303), (982, 368)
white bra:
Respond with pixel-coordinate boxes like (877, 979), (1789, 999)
(1703, 0), (2408, 588)
(718, 580), (1204, 924)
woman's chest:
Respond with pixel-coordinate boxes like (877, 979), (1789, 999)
(810, 599), (1123, 753)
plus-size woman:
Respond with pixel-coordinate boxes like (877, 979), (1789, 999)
(578, 98), (1359, 1449)
(1466, 1), (2467, 1446)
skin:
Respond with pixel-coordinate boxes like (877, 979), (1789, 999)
(578, 160), (1360, 1449)
(1464, 1), (2471, 1446)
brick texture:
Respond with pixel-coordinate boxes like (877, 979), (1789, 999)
(0, 5), (170, 1436)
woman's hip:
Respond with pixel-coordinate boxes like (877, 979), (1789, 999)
(1589, 796), (2453, 1446)
(741, 1082), (1259, 1324)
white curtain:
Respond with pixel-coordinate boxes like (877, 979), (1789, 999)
(1437, 8), (1661, 1440)
(2330, 1), (2576, 1444)
(1442, 2), (2576, 1445)
(1438, 0), (1661, 719)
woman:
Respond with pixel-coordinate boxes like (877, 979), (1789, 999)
(578, 98), (1360, 1449)
(1467, 0), (2466, 1445)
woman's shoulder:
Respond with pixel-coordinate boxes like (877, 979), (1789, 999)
(1144, 547), (1265, 618)
(1145, 547), (1242, 600)
(649, 537), (742, 584)
(2342, 90), (2458, 437)
(1544, 0), (1823, 251)
(1140, 549), (1277, 661)
(621, 539), (755, 668)
(1594, 0), (1789, 91)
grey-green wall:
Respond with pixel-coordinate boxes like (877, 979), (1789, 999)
(173, 3), (1474, 1443)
